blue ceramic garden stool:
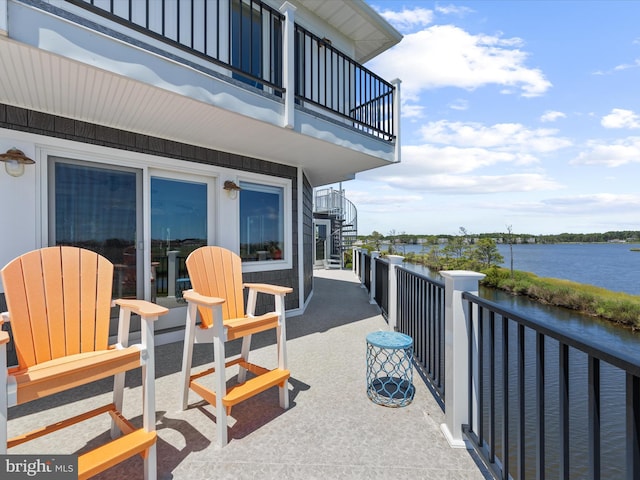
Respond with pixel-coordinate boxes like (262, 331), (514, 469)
(366, 331), (415, 407)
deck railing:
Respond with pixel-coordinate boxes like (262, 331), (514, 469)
(355, 247), (640, 479)
(462, 291), (640, 480)
(396, 267), (445, 403)
(68, 0), (285, 93)
(65, 0), (396, 141)
(294, 24), (395, 140)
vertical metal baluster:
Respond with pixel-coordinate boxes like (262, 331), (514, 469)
(162, 0), (166, 37)
(588, 355), (600, 480)
(468, 298), (474, 436)
(559, 343), (569, 479)
(536, 332), (545, 480)
(478, 307), (484, 448)
(216, 0), (220, 59)
(489, 310), (496, 463)
(203, 0), (207, 56)
(502, 316), (510, 479)
(176, 0), (180, 44)
(626, 373), (640, 480)
(518, 324), (526, 480)
(190, 0), (194, 49)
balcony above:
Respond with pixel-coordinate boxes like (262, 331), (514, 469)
(0, 0), (402, 186)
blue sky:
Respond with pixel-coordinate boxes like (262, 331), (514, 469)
(337, 1), (640, 236)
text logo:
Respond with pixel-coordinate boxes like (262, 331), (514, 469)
(1, 455), (77, 479)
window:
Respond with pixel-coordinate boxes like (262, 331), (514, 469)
(239, 181), (284, 262)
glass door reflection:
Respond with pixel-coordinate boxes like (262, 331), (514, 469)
(151, 177), (207, 308)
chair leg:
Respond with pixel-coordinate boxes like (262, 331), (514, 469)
(180, 303), (198, 411)
(112, 305), (131, 438)
(213, 332), (228, 447)
(275, 295), (289, 410)
(237, 334), (252, 383)
(110, 371), (126, 438)
(141, 317), (157, 480)
(145, 444), (157, 480)
(277, 324), (289, 410)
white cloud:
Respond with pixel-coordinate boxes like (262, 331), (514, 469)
(601, 108), (640, 129)
(401, 103), (425, 119)
(613, 59), (640, 71)
(376, 7), (434, 32)
(419, 120), (572, 152)
(367, 25), (551, 102)
(398, 144), (535, 175)
(506, 193), (640, 214)
(435, 4), (474, 16)
(448, 99), (469, 111)
(571, 136), (640, 166)
(540, 110), (566, 122)
(346, 190), (423, 207)
(388, 173), (563, 194)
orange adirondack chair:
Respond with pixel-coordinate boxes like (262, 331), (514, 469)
(180, 246), (293, 446)
(0, 246), (168, 479)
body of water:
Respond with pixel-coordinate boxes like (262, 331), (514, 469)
(399, 242), (640, 295)
(394, 242), (640, 478)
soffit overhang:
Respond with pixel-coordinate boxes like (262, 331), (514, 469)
(294, 0), (402, 63)
(0, 37), (395, 187)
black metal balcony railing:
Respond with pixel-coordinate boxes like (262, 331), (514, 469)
(396, 267), (445, 403)
(295, 24), (395, 141)
(68, 0), (285, 93)
(462, 293), (640, 480)
(66, 0), (395, 141)
(356, 247), (640, 479)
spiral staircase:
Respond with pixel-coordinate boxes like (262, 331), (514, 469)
(313, 187), (357, 269)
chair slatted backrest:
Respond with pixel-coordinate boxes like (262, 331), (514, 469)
(185, 247), (245, 327)
(1, 246), (113, 369)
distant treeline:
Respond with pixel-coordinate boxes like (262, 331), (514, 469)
(359, 230), (640, 245)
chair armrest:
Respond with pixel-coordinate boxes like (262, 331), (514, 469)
(243, 283), (293, 296)
(182, 289), (226, 307)
(113, 299), (169, 319)
(0, 330), (9, 345)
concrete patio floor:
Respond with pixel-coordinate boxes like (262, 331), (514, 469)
(7, 269), (491, 479)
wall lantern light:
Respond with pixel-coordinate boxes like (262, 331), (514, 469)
(223, 180), (241, 199)
(0, 148), (35, 177)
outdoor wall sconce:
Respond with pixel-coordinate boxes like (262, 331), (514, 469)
(0, 148), (35, 177)
(223, 180), (241, 199)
